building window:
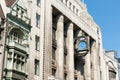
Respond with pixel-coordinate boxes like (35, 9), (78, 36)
(52, 68), (56, 76)
(109, 70), (116, 79)
(35, 35), (40, 51)
(64, 25), (67, 49)
(36, 13), (40, 28)
(16, 61), (21, 70)
(36, 0), (41, 6)
(64, 27), (67, 65)
(9, 31), (23, 44)
(64, 73), (67, 80)
(34, 59), (39, 75)
(52, 47), (56, 60)
(64, 35), (67, 49)
(8, 28), (28, 46)
(74, 77), (77, 80)
(76, 9), (79, 16)
(13, 53), (26, 72)
(64, 53), (67, 65)
(52, 28), (56, 41)
(52, 24), (57, 48)
(73, 5), (75, 12)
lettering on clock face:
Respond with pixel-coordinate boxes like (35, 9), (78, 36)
(78, 41), (87, 50)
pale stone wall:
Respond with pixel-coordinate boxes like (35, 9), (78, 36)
(43, 0), (103, 80)
(27, 0), (43, 80)
(103, 51), (119, 80)
(0, 0), (7, 80)
(0, 0), (7, 17)
(0, 0), (105, 80)
(27, 0), (103, 79)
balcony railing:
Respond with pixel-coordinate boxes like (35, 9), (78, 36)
(4, 69), (28, 80)
(8, 41), (28, 52)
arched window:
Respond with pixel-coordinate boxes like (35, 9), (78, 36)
(109, 67), (116, 80)
(9, 28), (24, 44)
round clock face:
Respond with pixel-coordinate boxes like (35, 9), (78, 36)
(78, 41), (87, 50)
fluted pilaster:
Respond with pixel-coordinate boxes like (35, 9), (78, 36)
(91, 41), (98, 80)
(56, 14), (64, 80)
(67, 22), (74, 80)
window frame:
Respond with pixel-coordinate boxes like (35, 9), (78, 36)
(36, 13), (40, 28)
(36, 0), (41, 7)
(34, 59), (39, 75)
(35, 35), (40, 51)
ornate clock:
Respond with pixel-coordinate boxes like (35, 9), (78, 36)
(75, 36), (89, 52)
(74, 36), (89, 56)
(78, 41), (87, 50)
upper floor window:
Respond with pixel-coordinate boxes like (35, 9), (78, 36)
(36, 13), (40, 28)
(36, 0), (41, 6)
(12, 53), (27, 72)
(76, 9), (79, 16)
(34, 59), (39, 75)
(64, 73), (67, 80)
(52, 28), (56, 41)
(35, 35), (40, 51)
(9, 28), (24, 44)
(52, 47), (56, 60)
(52, 68), (56, 76)
(64, 35), (67, 49)
(64, 53), (67, 65)
(74, 77), (77, 80)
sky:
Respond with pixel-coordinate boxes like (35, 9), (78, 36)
(84, 0), (120, 57)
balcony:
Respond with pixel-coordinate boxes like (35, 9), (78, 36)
(8, 41), (28, 53)
(4, 69), (27, 80)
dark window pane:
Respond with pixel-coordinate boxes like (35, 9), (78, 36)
(34, 59), (39, 75)
(52, 68), (56, 76)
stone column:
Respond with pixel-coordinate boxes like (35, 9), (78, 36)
(56, 14), (64, 80)
(67, 23), (74, 80)
(84, 36), (91, 80)
(91, 41), (98, 80)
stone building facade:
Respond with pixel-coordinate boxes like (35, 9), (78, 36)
(102, 50), (119, 80)
(0, 0), (104, 80)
